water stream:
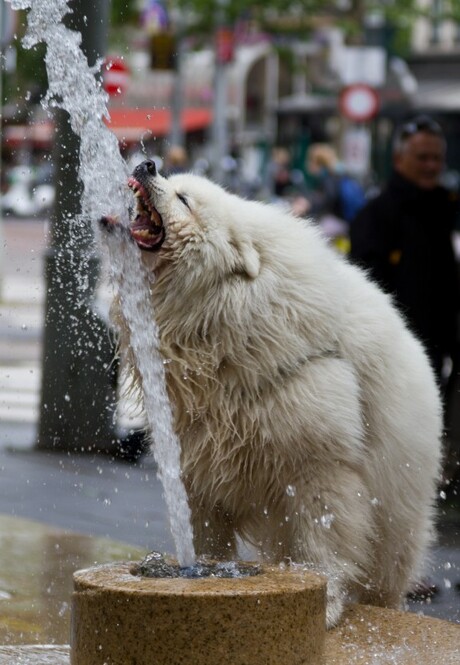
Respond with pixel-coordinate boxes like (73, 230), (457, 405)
(8, 0), (196, 567)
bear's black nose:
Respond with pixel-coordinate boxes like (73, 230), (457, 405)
(134, 159), (157, 178)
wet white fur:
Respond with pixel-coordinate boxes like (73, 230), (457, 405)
(114, 172), (442, 628)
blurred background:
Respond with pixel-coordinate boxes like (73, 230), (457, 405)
(0, 0), (460, 637)
(3, 0), (460, 210)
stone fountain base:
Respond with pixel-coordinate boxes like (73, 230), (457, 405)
(70, 561), (327, 665)
(2, 599), (460, 664)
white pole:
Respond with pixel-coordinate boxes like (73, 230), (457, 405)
(169, 12), (185, 148)
(211, 0), (229, 184)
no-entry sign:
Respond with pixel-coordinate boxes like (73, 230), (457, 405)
(103, 57), (130, 97)
(339, 84), (379, 122)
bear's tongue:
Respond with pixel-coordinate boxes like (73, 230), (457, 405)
(130, 208), (164, 250)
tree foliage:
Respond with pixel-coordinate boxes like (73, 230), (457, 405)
(173, 0), (459, 40)
(111, 0), (138, 26)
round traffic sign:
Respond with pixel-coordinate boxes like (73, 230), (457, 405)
(339, 84), (379, 122)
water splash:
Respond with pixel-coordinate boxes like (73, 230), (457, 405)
(9, 0), (196, 567)
(133, 552), (261, 579)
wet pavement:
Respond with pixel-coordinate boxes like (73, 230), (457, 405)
(0, 511), (458, 664)
(0, 217), (459, 653)
(0, 514), (144, 646)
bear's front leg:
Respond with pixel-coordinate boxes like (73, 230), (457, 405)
(259, 465), (375, 629)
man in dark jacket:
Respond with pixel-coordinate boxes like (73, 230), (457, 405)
(350, 116), (459, 385)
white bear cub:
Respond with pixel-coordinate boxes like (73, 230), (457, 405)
(104, 160), (442, 628)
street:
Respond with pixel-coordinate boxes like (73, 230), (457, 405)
(1, 217), (46, 279)
(0, 215), (459, 625)
(0, 215), (172, 551)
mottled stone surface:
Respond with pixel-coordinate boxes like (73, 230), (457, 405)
(3, 603), (460, 664)
(325, 603), (460, 664)
(71, 562), (327, 665)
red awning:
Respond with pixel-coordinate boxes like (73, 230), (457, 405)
(3, 121), (54, 148)
(2, 108), (212, 148)
(104, 107), (212, 141)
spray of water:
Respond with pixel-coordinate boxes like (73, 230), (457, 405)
(8, 0), (196, 567)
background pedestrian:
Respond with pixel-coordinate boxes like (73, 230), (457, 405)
(350, 115), (460, 489)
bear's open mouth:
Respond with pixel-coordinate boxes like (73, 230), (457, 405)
(128, 176), (165, 251)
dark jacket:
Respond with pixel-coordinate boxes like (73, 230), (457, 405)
(350, 171), (459, 365)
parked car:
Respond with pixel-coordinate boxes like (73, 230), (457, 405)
(1, 164), (55, 217)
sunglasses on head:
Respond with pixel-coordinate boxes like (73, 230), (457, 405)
(399, 116), (443, 140)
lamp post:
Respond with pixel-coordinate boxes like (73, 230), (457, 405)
(169, 11), (185, 148)
(0, 0), (16, 298)
(37, 0), (118, 453)
(212, 0), (231, 184)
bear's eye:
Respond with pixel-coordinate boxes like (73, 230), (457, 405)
(177, 193), (190, 209)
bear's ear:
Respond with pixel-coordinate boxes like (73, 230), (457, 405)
(232, 236), (260, 278)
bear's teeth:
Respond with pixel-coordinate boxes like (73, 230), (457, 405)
(136, 229), (157, 239)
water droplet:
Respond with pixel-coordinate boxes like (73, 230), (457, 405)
(320, 513), (335, 529)
(286, 484), (296, 497)
(64, 393), (70, 402)
(58, 601), (69, 617)
(440, 490), (447, 500)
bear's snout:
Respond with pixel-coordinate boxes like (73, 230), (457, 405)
(133, 159), (157, 180)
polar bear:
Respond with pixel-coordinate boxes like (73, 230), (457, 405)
(102, 159), (442, 628)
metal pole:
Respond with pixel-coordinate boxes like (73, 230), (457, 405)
(212, 56), (228, 183)
(0, 0), (12, 299)
(430, 0), (442, 46)
(169, 15), (185, 148)
(37, 0), (119, 453)
(211, 0), (229, 184)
